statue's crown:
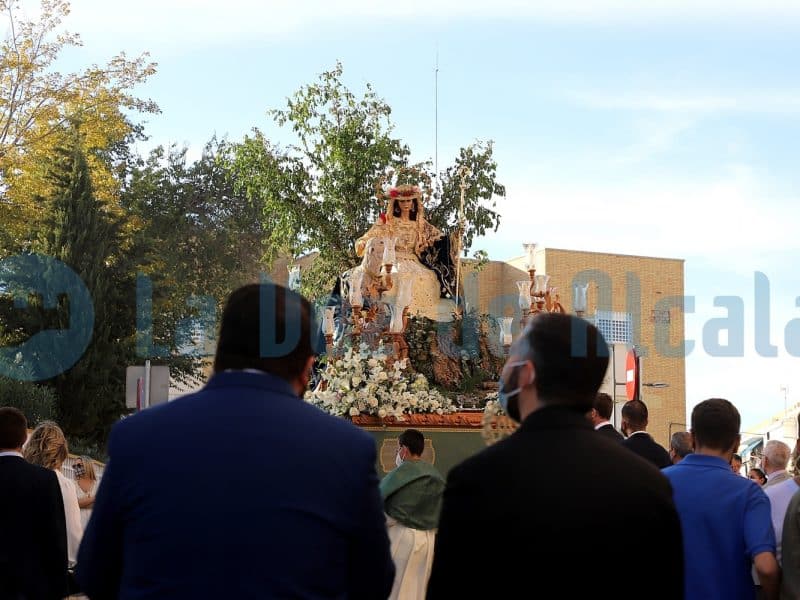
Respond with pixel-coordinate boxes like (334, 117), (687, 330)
(375, 167), (431, 205)
(389, 184), (422, 200)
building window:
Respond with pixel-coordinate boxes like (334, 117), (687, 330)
(594, 311), (632, 344)
(651, 309), (671, 324)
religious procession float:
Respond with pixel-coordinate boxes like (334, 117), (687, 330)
(298, 169), (576, 475)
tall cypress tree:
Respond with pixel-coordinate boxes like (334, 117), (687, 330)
(35, 131), (137, 444)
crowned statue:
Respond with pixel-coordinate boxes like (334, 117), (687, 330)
(344, 175), (458, 323)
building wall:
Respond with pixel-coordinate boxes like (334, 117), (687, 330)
(464, 247), (686, 449)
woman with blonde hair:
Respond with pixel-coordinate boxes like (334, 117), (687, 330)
(23, 421), (83, 569)
(73, 455), (98, 528)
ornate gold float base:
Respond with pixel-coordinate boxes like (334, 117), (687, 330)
(351, 410), (483, 428)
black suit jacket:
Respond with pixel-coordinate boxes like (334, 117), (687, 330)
(427, 406), (684, 599)
(596, 422), (625, 442)
(0, 455), (69, 600)
(622, 431), (672, 469)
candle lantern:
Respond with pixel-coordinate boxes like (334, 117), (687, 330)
(499, 316), (514, 348)
(516, 280), (532, 311)
(573, 283), (589, 316)
(523, 242), (537, 271)
(323, 307), (335, 335)
(534, 274), (551, 296)
(349, 270), (364, 307)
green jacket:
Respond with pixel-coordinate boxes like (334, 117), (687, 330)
(379, 459), (445, 530)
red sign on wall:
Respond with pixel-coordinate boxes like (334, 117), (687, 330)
(625, 349), (639, 401)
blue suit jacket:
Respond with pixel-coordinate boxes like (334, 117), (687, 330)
(76, 371), (394, 599)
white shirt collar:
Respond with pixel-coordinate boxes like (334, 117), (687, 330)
(0, 451), (23, 458)
(594, 420), (612, 430)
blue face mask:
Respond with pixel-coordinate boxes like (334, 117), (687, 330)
(498, 360), (531, 422)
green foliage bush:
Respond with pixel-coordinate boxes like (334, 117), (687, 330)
(0, 376), (57, 426)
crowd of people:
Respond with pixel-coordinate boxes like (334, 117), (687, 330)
(3, 281), (800, 599)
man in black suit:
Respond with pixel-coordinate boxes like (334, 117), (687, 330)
(427, 313), (683, 599)
(588, 392), (624, 442)
(0, 407), (69, 600)
(621, 399), (672, 469)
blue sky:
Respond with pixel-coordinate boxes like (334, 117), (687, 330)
(33, 0), (800, 429)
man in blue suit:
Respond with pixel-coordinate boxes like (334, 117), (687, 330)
(77, 283), (395, 599)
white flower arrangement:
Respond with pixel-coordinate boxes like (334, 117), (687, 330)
(481, 394), (518, 445)
(483, 391), (501, 413)
(305, 344), (457, 420)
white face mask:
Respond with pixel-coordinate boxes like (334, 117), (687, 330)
(395, 451), (403, 467)
(498, 360), (532, 422)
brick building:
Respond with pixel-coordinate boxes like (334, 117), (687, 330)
(462, 246), (686, 449)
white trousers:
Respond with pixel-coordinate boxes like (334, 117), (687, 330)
(386, 517), (436, 600)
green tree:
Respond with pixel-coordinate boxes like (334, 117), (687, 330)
(0, 376), (57, 426)
(228, 62), (505, 297)
(0, 0), (157, 251)
(423, 142), (505, 254)
(122, 138), (267, 373)
(228, 63), (408, 294)
(31, 131), (139, 443)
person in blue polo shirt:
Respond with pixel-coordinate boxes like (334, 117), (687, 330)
(663, 398), (779, 600)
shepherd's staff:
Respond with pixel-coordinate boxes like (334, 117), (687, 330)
(454, 165), (471, 313)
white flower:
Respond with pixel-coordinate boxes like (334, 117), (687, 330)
(305, 346), (458, 419)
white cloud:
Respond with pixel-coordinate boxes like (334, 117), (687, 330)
(479, 165), (799, 269)
(45, 0), (800, 52)
(566, 90), (800, 114)
(609, 116), (697, 165)
(686, 351), (800, 432)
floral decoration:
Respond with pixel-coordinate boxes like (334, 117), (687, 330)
(305, 344), (457, 420)
(481, 393), (518, 445)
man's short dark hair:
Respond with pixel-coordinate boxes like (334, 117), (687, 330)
(593, 393), (614, 420)
(691, 398), (740, 451)
(520, 313), (608, 413)
(519, 313), (609, 412)
(398, 429), (425, 456)
(621, 399), (648, 429)
(0, 407), (28, 450)
(670, 431), (692, 458)
(732, 453), (742, 463)
(213, 283), (316, 380)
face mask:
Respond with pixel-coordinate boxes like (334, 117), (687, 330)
(395, 452), (403, 468)
(498, 360), (531, 422)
